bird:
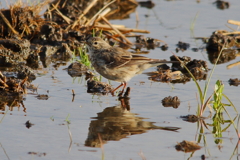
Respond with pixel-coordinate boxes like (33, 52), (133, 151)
(86, 37), (176, 95)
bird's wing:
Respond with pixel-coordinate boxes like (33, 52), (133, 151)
(130, 55), (170, 64)
(104, 47), (132, 69)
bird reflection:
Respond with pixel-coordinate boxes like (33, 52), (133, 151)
(85, 96), (180, 148)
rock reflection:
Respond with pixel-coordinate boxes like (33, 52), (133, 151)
(85, 97), (180, 147)
(0, 99), (26, 113)
(207, 49), (238, 64)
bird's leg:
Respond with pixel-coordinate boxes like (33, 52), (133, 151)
(111, 82), (127, 96)
(121, 82), (127, 94)
(118, 82), (127, 97)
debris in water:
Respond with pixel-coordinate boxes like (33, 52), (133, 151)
(175, 140), (201, 152)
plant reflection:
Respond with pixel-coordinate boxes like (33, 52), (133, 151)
(85, 97), (180, 147)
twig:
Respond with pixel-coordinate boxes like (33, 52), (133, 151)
(0, 10), (19, 35)
(104, 32), (130, 46)
(86, 0), (117, 26)
(95, 24), (150, 33)
(70, 0), (98, 29)
(95, 8), (111, 23)
(222, 31), (240, 35)
(101, 16), (132, 45)
(227, 61), (240, 69)
(51, 3), (72, 24)
(228, 20), (240, 26)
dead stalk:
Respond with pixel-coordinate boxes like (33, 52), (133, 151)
(51, 3), (72, 24)
(101, 16), (132, 45)
(70, 0), (98, 29)
(86, 0), (117, 26)
(95, 24), (150, 33)
(0, 10), (19, 35)
(228, 20), (240, 26)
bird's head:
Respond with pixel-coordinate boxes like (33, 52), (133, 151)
(86, 37), (111, 53)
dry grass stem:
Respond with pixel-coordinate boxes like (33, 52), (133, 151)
(95, 24), (150, 33)
(101, 16), (132, 45)
(51, 3), (72, 24)
(222, 31), (240, 35)
(0, 10), (19, 35)
(228, 20), (240, 26)
(86, 0), (117, 26)
(95, 8), (111, 23)
(70, 0), (98, 29)
(227, 61), (240, 69)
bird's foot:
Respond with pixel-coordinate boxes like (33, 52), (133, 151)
(111, 87), (131, 97)
(111, 91), (115, 96)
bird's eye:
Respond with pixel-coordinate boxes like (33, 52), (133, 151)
(94, 41), (98, 45)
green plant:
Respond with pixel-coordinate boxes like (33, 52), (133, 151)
(50, 116), (54, 121)
(212, 80), (237, 114)
(65, 114), (71, 124)
(71, 49), (77, 63)
(207, 80), (238, 144)
(78, 47), (91, 68)
(174, 43), (238, 145)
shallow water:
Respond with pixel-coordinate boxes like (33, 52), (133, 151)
(1, 0), (240, 160)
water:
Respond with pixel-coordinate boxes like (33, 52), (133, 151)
(1, 0), (240, 159)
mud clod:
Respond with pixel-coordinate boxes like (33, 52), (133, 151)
(138, 0), (155, 9)
(87, 80), (113, 95)
(160, 44), (168, 51)
(135, 35), (162, 50)
(175, 140), (201, 152)
(213, 0), (230, 10)
(206, 30), (240, 51)
(176, 41), (190, 52)
(170, 55), (208, 80)
(0, 38), (31, 66)
(0, 6), (42, 38)
(16, 65), (36, 81)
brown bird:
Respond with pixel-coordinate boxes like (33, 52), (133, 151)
(86, 37), (175, 95)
